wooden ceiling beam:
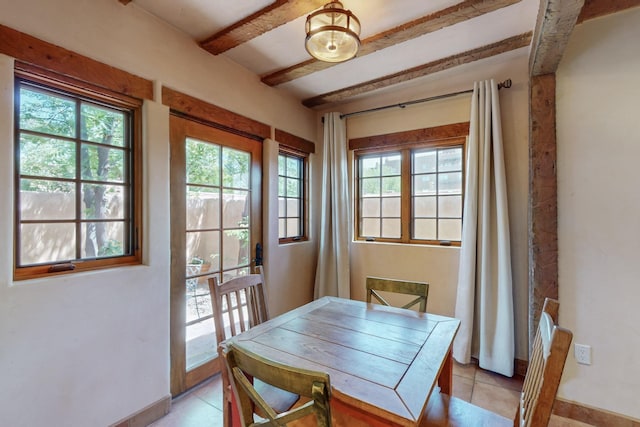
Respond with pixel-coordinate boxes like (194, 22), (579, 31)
(302, 32), (532, 108)
(577, 0), (640, 23)
(199, 0), (326, 55)
(262, 0), (522, 86)
(529, 0), (584, 76)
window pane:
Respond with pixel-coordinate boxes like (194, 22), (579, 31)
(15, 80), (136, 274)
(20, 180), (75, 220)
(381, 176), (400, 195)
(414, 196), (436, 217)
(414, 150), (436, 174)
(222, 147), (249, 189)
(222, 190), (249, 229)
(20, 223), (75, 265)
(439, 219), (462, 241)
(286, 156), (300, 178)
(278, 155), (286, 175)
(81, 184), (125, 220)
(361, 218), (380, 237)
(187, 186), (220, 230)
(287, 218), (300, 237)
(279, 153), (306, 241)
(81, 221), (125, 258)
(81, 103), (125, 147)
(381, 154), (401, 175)
(186, 230), (220, 272)
(286, 178), (300, 198)
(414, 174), (436, 195)
(186, 138), (220, 186)
(439, 148), (462, 172)
(223, 229), (249, 269)
(81, 144), (125, 182)
(287, 199), (300, 218)
(381, 218), (401, 238)
(381, 197), (400, 217)
(357, 137), (464, 244)
(19, 87), (75, 138)
(439, 172), (462, 194)
(439, 195), (462, 217)
(361, 178), (380, 196)
(361, 156), (380, 177)
(20, 135), (76, 179)
(361, 198), (380, 217)
(413, 218), (436, 240)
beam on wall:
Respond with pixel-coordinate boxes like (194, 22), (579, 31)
(528, 73), (558, 350)
(527, 0), (584, 350)
(529, 0), (584, 76)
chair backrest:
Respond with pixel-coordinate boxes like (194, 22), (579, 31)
(516, 298), (573, 427)
(224, 343), (332, 427)
(365, 276), (429, 312)
(208, 266), (269, 344)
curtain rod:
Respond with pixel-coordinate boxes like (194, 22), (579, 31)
(339, 78), (512, 120)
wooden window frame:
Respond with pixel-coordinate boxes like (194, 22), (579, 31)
(278, 147), (309, 244)
(351, 122), (469, 246)
(13, 67), (143, 280)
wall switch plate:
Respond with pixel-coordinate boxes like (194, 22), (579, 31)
(574, 343), (592, 365)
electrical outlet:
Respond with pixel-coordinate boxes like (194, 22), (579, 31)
(574, 343), (591, 365)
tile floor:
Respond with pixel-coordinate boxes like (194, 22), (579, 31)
(149, 361), (592, 426)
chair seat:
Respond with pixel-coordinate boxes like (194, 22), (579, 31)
(254, 379), (300, 413)
(422, 392), (512, 427)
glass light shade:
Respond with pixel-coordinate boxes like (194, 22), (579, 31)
(305, 2), (361, 63)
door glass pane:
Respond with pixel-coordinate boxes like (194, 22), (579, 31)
(184, 137), (253, 372)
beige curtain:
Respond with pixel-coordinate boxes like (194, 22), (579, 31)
(314, 112), (350, 298)
(453, 80), (514, 376)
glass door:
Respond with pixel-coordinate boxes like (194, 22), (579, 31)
(169, 114), (262, 395)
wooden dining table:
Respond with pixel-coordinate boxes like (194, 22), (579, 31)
(219, 296), (460, 427)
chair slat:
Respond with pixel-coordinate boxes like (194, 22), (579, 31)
(366, 276), (429, 313)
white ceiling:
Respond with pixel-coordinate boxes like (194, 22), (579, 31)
(127, 0), (540, 107)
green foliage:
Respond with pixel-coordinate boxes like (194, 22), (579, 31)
(19, 87), (75, 137)
(81, 103), (125, 147)
(222, 147), (249, 188)
(186, 140), (251, 191)
(98, 239), (124, 257)
(19, 86), (126, 191)
(186, 138), (220, 186)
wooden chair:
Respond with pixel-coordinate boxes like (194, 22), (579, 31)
(209, 266), (298, 427)
(366, 276), (429, 312)
(422, 298), (573, 427)
(224, 343), (332, 427)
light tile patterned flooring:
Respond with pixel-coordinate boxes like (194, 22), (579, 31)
(149, 361), (592, 426)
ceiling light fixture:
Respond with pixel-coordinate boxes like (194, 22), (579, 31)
(305, 1), (361, 63)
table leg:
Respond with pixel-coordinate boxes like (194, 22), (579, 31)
(437, 348), (453, 395)
(230, 391), (241, 427)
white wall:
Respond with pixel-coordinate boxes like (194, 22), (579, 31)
(557, 7), (640, 419)
(0, 55), (172, 425)
(318, 50), (531, 361)
(0, 0), (318, 425)
(262, 138), (317, 316)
